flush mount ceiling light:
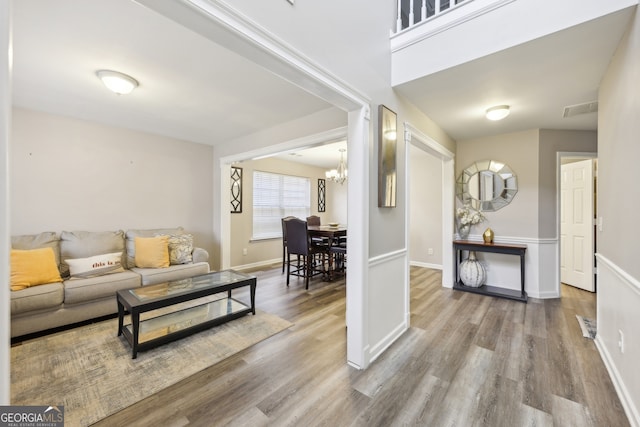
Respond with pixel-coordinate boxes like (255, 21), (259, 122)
(96, 70), (139, 95)
(485, 105), (510, 121)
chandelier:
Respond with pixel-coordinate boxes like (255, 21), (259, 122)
(325, 148), (347, 185)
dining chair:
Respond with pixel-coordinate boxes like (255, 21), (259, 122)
(329, 240), (347, 276)
(285, 218), (328, 289)
(306, 215), (321, 226)
(306, 215), (330, 249)
(281, 216), (296, 274)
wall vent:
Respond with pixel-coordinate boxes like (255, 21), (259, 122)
(563, 101), (598, 118)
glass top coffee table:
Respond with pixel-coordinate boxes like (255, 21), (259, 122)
(116, 270), (256, 358)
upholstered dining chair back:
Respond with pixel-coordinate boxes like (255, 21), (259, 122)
(285, 218), (311, 256)
(284, 217), (326, 289)
(306, 215), (321, 226)
(281, 216), (296, 273)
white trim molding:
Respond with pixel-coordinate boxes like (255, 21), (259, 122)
(595, 254), (640, 427)
(138, 0), (370, 112)
(140, 0), (374, 370)
(410, 261), (443, 270)
(367, 249), (409, 364)
(391, 0), (518, 51)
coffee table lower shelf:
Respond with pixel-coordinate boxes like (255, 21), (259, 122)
(120, 297), (252, 358)
(453, 281), (528, 303)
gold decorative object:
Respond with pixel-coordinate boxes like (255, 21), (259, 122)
(483, 227), (494, 244)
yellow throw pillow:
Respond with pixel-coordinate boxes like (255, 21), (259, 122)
(10, 247), (63, 291)
(134, 236), (170, 268)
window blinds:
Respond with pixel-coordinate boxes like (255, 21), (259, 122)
(252, 170), (310, 240)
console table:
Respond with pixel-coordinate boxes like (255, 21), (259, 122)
(453, 240), (527, 303)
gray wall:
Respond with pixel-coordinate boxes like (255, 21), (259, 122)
(599, 14), (640, 278)
(597, 8), (640, 417)
(11, 108), (215, 259)
(538, 129), (597, 238)
(409, 144), (442, 266)
(456, 129), (540, 238)
(456, 129), (597, 239)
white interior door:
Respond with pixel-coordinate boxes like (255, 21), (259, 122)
(560, 159), (595, 292)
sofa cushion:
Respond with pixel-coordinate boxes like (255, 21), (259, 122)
(125, 227), (184, 268)
(11, 232), (61, 268)
(134, 236), (170, 268)
(65, 252), (125, 279)
(132, 262), (210, 286)
(10, 248), (63, 291)
(60, 230), (126, 277)
(11, 282), (64, 315)
(64, 271), (141, 305)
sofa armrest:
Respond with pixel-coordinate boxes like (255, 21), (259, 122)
(192, 247), (209, 264)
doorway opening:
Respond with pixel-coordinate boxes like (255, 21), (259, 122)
(220, 127), (349, 271)
(404, 123), (455, 290)
(558, 153), (597, 294)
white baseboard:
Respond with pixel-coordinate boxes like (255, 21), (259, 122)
(410, 260), (442, 270)
(595, 335), (639, 427)
(232, 258), (281, 272)
(367, 321), (408, 364)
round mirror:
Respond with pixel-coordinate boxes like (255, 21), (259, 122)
(456, 160), (518, 211)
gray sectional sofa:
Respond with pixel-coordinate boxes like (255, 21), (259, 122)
(10, 227), (210, 338)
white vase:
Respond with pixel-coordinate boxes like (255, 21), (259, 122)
(459, 251), (486, 288)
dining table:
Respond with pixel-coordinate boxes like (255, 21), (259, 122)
(307, 224), (346, 280)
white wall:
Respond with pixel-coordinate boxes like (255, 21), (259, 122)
(0, 0), (11, 405)
(391, 0), (638, 85)
(10, 108), (215, 258)
(409, 144), (442, 268)
(326, 179), (348, 225)
(597, 8), (640, 425)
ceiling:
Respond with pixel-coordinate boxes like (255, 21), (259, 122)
(395, 8), (635, 141)
(11, 0), (332, 147)
(272, 139), (348, 169)
(11, 1), (636, 166)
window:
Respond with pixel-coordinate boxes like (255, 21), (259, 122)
(252, 171), (310, 240)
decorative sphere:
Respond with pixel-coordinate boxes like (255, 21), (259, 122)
(460, 255), (486, 288)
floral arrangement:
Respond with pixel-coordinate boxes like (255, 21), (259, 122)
(456, 205), (485, 227)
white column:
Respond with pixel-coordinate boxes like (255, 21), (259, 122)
(346, 105), (370, 370)
(421, 0), (427, 21)
(435, 0), (441, 14)
(396, 0), (403, 32)
(408, 0), (414, 27)
(0, 0), (11, 405)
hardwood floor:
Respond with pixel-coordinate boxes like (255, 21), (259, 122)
(95, 266), (629, 426)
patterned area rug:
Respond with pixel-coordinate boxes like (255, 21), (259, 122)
(11, 310), (292, 426)
(576, 315), (597, 339)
